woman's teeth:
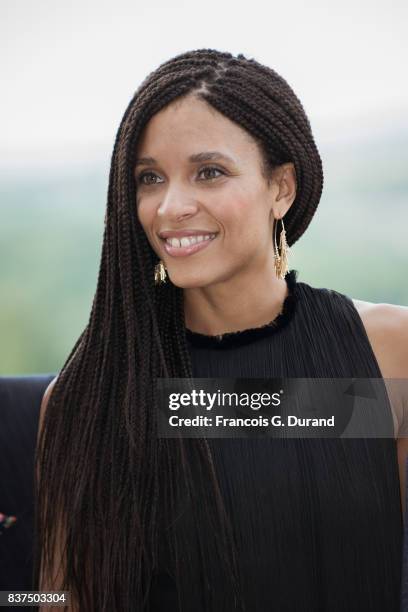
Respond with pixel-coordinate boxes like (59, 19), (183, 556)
(165, 234), (216, 248)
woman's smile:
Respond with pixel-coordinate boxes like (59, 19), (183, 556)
(161, 232), (218, 257)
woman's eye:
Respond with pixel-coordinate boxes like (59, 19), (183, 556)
(137, 172), (162, 186)
(136, 166), (224, 186)
(198, 166), (224, 181)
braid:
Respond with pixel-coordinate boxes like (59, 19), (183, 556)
(33, 47), (323, 611)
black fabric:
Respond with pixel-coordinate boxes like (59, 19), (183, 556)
(0, 269), (404, 611)
(0, 374), (55, 601)
(150, 270), (403, 611)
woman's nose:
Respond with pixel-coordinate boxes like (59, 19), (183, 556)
(157, 186), (199, 219)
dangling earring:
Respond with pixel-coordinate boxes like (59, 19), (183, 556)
(154, 260), (167, 285)
(274, 217), (290, 279)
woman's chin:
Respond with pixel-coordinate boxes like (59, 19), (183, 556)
(166, 270), (215, 289)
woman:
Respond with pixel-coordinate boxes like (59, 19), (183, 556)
(35, 48), (408, 611)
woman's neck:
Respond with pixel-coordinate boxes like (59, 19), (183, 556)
(183, 267), (289, 336)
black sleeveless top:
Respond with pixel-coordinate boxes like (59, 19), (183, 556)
(149, 269), (403, 612)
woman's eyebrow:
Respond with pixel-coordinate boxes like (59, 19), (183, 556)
(134, 151), (236, 167)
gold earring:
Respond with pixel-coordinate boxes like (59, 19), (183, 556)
(154, 260), (167, 285)
(274, 217), (290, 279)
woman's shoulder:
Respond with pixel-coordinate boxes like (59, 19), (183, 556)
(350, 297), (408, 440)
(37, 376), (59, 444)
(297, 276), (408, 380)
(297, 278), (408, 376)
(351, 297), (408, 379)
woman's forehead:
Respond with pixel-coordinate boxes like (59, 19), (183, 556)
(136, 97), (259, 162)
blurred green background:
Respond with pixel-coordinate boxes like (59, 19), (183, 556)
(1, 129), (407, 374)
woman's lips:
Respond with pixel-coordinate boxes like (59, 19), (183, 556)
(161, 235), (217, 257)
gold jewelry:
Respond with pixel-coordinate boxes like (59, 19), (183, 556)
(274, 217), (290, 279)
(154, 260), (167, 284)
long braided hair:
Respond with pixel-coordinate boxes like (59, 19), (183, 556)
(33, 48), (323, 611)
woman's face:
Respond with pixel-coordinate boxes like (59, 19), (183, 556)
(135, 93), (292, 289)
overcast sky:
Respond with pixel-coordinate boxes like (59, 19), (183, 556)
(1, 0), (407, 171)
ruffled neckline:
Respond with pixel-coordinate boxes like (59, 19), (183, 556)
(184, 269), (299, 349)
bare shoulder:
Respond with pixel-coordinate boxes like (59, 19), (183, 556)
(352, 298), (408, 516)
(352, 297), (408, 440)
(351, 298), (408, 378)
(37, 376), (59, 443)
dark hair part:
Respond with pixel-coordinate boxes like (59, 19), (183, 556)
(33, 48), (323, 611)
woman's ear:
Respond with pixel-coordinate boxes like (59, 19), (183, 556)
(271, 162), (297, 218)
